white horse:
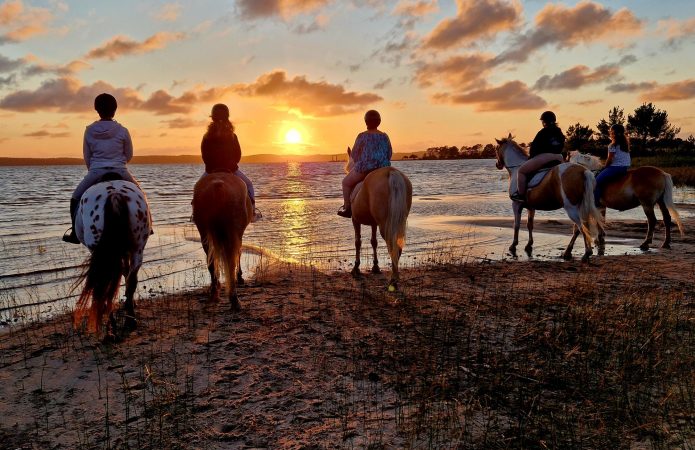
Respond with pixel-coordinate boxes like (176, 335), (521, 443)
(495, 136), (604, 262)
(73, 180), (151, 334)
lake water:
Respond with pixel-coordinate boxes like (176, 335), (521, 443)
(1, 160), (693, 324)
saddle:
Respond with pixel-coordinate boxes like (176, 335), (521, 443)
(527, 160), (561, 189)
(97, 172), (125, 183)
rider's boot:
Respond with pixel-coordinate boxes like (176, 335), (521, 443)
(62, 198), (81, 244)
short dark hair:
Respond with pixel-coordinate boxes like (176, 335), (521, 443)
(540, 110), (556, 124)
(94, 93), (117, 118)
(365, 109), (381, 129)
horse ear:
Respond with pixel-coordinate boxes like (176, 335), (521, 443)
(495, 139), (502, 144)
(507, 133), (512, 139)
(347, 146), (351, 156)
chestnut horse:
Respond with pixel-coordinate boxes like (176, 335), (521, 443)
(495, 136), (603, 262)
(73, 180), (151, 333)
(345, 147), (412, 290)
(192, 172), (252, 310)
(569, 151), (684, 252)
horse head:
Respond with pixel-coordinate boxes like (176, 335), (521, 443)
(344, 146), (354, 174)
(495, 134), (528, 169)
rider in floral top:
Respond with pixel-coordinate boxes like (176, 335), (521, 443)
(338, 110), (393, 218)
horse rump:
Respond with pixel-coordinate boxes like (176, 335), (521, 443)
(74, 193), (134, 332)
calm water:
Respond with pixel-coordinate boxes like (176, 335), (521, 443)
(1, 160), (693, 324)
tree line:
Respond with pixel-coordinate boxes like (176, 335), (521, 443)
(408, 103), (694, 160)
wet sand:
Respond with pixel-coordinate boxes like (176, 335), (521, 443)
(1, 217), (693, 448)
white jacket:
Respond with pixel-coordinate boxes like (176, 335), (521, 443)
(82, 120), (133, 169)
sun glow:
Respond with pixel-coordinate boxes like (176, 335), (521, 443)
(284, 128), (302, 144)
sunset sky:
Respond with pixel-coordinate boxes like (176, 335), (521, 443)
(1, 0), (694, 158)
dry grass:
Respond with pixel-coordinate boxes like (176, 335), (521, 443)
(0, 251), (694, 449)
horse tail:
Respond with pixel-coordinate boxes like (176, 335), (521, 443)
(205, 182), (242, 297)
(385, 170), (411, 258)
(663, 173), (684, 236)
(579, 169), (604, 240)
(74, 193), (133, 332)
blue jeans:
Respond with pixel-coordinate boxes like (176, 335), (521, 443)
(595, 165), (627, 206)
(72, 167), (138, 200)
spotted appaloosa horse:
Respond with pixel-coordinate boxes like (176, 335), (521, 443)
(193, 172), (252, 310)
(569, 151), (684, 252)
(73, 180), (151, 333)
(495, 135), (604, 262)
(345, 147), (412, 291)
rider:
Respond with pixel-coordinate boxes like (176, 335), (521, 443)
(512, 111), (566, 202)
(337, 110), (393, 218)
(594, 123), (631, 206)
(63, 93), (140, 244)
(200, 103), (260, 221)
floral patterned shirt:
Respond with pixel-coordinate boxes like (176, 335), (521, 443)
(351, 131), (392, 173)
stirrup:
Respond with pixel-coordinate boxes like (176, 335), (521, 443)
(252, 208), (262, 222)
(510, 192), (525, 203)
(62, 228), (80, 244)
(337, 205), (352, 218)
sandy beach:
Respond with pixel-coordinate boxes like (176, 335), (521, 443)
(1, 215), (693, 448)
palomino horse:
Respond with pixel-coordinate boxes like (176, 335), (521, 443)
(345, 147), (412, 290)
(73, 180), (151, 333)
(192, 172), (252, 310)
(569, 151), (684, 252)
(495, 135), (603, 262)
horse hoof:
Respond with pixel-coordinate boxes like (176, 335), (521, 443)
(639, 244), (650, 251)
(237, 276), (245, 286)
(351, 267), (362, 278)
(509, 246), (517, 257)
(230, 295), (241, 311)
(524, 246), (533, 257)
(123, 316), (137, 331)
(562, 252), (572, 261)
(660, 243), (671, 250)
(371, 266), (381, 274)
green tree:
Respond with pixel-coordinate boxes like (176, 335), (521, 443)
(596, 106), (625, 146)
(565, 123), (594, 152)
(627, 103), (681, 152)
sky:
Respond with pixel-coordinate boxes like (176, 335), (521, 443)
(0, 0), (694, 158)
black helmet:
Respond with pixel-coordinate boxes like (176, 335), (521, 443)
(540, 111), (556, 123)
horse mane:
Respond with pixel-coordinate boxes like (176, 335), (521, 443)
(497, 136), (529, 157)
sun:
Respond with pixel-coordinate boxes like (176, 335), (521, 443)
(284, 128), (302, 144)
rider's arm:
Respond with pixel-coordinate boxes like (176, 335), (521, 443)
(123, 129), (134, 162)
(82, 129), (91, 169)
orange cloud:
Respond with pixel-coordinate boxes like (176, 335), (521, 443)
(422, 0), (521, 50)
(153, 3), (182, 22)
(432, 81), (546, 112)
(497, 1), (643, 64)
(237, 0), (330, 20)
(534, 64), (621, 90)
(23, 130), (70, 138)
(657, 18), (695, 46)
(85, 32), (187, 60)
(0, 0), (53, 42)
(414, 53), (495, 90)
(641, 80), (695, 102)
(393, 0), (438, 18)
(232, 70), (382, 117)
(0, 77), (232, 115)
(606, 81), (658, 93)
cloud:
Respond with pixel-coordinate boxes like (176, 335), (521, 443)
(291, 14), (330, 34)
(0, 53), (23, 72)
(23, 130), (70, 138)
(431, 80), (546, 111)
(161, 117), (207, 129)
(153, 3), (182, 22)
(22, 58), (90, 77)
(373, 78), (392, 90)
(657, 18), (695, 47)
(0, 77), (233, 115)
(496, 1), (643, 64)
(606, 81), (657, 93)
(393, 0), (438, 18)
(0, 0), (53, 42)
(414, 53), (495, 90)
(0, 73), (15, 88)
(231, 70), (382, 117)
(236, 0), (330, 21)
(85, 32), (186, 60)
(422, 0), (522, 50)
(641, 79), (695, 102)
(534, 63), (621, 90)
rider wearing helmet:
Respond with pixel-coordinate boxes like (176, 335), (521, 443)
(511, 111), (566, 202)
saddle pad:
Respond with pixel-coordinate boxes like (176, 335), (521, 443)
(528, 168), (551, 189)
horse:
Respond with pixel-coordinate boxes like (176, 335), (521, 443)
(495, 135), (604, 262)
(345, 147), (412, 291)
(568, 151), (684, 252)
(192, 172), (252, 310)
(73, 180), (151, 334)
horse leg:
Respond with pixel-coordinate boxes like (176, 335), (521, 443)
(524, 209), (535, 256)
(351, 221), (362, 277)
(597, 207), (607, 255)
(640, 204), (657, 251)
(370, 225), (381, 274)
(657, 199), (673, 249)
(202, 237), (220, 301)
(236, 250), (245, 286)
(564, 224), (581, 261)
(509, 201), (522, 257)
(122, 267), (139, 331)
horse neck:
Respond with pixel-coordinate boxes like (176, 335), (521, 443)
(503, 145), (527, 169)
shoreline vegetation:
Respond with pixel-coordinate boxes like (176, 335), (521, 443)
(1, 220), (694, 447)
